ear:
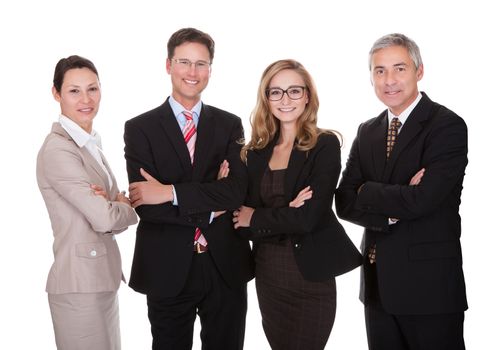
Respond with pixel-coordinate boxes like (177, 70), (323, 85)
(52, 86), (61, 102)
(166, 58), (172, 74)
(416, 64), (424, 81)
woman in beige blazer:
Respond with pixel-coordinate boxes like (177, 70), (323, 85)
(36, 55), (137, 350)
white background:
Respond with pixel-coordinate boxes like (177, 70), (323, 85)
(1, 0), (493, 348)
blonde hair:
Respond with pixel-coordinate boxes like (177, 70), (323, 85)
(241, 59), (339, 162)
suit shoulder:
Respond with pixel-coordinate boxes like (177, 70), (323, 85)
(429, 101), (467, 132)
(317, 131), (341, 149)
(361, 110), (387, 129)
(41, 131), (75, 153)
(126, 104), (165, 127)
(204, 104), (241, 123)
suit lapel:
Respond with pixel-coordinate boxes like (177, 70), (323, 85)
(157, 101), (193, 178)
(383, 93), (432, 181)
(99, 150), (118, 196)
(51, 123), (112, 191)
(284, 147), (307, 202)
(192, 105), (214, 181)
(370, 112), (388, 180)
(80, 147), (112, 190)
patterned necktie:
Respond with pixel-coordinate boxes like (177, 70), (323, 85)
(369, 117), (403, 264)
(182, 111), (207, 247)
(386, 117), (402, 159)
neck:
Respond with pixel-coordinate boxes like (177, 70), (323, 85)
(172, 92), (200, 111)
(277, 123), (297, 147)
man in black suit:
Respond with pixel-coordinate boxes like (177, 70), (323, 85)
(124, 27), (254, 349)
(336, 33), (468, 350)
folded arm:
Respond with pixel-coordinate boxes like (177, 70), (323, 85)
(356, 116), (468, 220)
(41, 144), (137, 233)
(236, 134), (340, 238)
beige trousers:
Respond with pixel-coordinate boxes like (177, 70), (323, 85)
(48, 291), (120, 350)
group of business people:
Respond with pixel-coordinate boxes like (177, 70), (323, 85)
(36, 27), (468, 350)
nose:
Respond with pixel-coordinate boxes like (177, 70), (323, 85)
(280, 91), (291, 104)
(81, 91), (91, 103)
(186, 63), (199, 74)
(384, 71), (396, 85)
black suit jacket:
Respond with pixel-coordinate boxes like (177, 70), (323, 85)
(239, 133), (362, 282)
(336, 93), (468, 315)
(124, 99), (254, 297)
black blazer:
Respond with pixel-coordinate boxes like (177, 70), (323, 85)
(336, 93), (468, 315)
(239, 132), (361, 282)
(124, 99), (254, 297)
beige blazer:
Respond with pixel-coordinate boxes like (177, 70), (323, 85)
(37, 122), (137, 294)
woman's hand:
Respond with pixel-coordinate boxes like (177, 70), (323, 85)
(233, 206), (254, 229)
(91, 184), (108, 200)
(116, 191), (132, 207)
(289, 186), (313, 208)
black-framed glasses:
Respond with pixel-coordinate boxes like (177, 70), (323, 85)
(171, 58), (211, 71)
(265, 86), (306, 101)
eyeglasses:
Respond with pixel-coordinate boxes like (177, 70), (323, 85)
(265, 86), (306, 101)
(171, 58), (211, 71)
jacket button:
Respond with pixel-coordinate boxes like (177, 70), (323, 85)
(90, 250), (97, 257)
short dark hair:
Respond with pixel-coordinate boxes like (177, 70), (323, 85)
(53, 55), (99, 93)
(167, 28), (215, 62)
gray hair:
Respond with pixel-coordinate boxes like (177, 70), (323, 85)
(368, 33), (423, 70)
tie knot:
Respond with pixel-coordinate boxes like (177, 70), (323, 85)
(183, 110), (193, 121)
(390, 117), (402, 129)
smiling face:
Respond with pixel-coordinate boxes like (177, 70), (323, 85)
(166, 41), (211, 109)
(370, 45), (423, 115)
(52, 67), (101, 133)
(267, 69), (309, 128)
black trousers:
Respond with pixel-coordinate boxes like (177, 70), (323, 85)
(364, 263), (465, 350)
(146, 252), (247, 350)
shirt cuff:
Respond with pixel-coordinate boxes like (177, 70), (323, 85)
(172, 185), (178, 206)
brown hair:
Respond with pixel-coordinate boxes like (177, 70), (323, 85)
(167, 27), (215, 62)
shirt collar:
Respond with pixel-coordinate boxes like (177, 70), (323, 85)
(168, 95), (202, 124)
(58, 114), (101, 149)
(387, 92), (423, 126)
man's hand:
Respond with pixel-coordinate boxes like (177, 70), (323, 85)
(213, 160), (230, 218)
(409, 168), (425, 185)
(129, 168), (173, 208)
(390, 168), (426, 223)
(289, 186), (313, 208)
(233, 206), (254, 229)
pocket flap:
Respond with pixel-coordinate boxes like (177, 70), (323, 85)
(75, 242), (107, 259)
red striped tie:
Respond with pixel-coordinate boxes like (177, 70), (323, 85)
(182, 111), (207, 246)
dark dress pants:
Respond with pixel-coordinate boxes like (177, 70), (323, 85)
(146, 252), (247, 350)
(364, 262), (465, 350)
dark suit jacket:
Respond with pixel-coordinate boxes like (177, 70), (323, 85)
(336, 93), (468, 315)
(239, 133), (362, 282)
(124, 99), (254, 297)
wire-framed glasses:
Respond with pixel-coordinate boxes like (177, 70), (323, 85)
(171, 58), (211, 71)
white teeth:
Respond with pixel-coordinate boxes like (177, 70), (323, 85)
(80, 108), (92, 112)
(185, 79), (198, 84)
(279, 108), (295, 112)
